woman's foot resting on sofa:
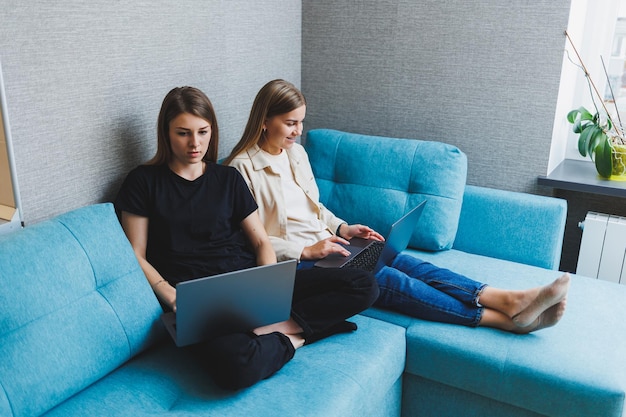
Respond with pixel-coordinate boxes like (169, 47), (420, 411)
(510, 273), (570, 327)
(480, 299), (568, 334)
(512, 298), (568, 334)
(477, 273), (570, 333)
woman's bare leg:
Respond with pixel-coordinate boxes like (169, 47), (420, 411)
(479, 298), (567, 333)
(476, 273), (570, 326)
(253, 318), (305, 349)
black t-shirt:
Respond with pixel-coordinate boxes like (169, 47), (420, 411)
(115, 163), (258, 285)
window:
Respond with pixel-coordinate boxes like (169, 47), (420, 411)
(0, 59), (23, 234)
(607, 16), (626, 126)
(548, 0), (626, 173)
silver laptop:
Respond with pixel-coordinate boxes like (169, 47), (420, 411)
(314, 201), (426, 274)
(161, 259), (297, 347)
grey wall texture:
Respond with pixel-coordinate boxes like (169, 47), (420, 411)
(0, 1), (301, 225)
(2, 0), (621, 272)
(302, 0), (570, 195)
(301, 0), (626, 273)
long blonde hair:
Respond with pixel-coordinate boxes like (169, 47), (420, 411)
(223, 79), (306, 165)
(148, 86), (220, 165)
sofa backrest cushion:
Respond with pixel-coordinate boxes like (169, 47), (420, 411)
(305, 129), (467, 251)
(0, 203), (163, 417)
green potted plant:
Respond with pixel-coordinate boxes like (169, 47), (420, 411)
(567, 106), (626, 179)
(565, 31), (626, 180)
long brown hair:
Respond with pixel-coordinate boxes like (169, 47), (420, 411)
(223, 79), (305, 165)
(147, 86), (220, 165)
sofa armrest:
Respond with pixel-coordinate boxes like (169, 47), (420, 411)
(452, 185), (567, 270)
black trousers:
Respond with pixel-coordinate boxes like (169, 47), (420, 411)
(197, 267), (379, 390)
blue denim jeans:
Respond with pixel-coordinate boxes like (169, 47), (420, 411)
(374, 254), (486, 327)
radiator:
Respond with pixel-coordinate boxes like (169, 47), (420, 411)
(577, 212), (626, 283)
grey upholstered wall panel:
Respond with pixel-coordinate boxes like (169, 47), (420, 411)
(0, 1), (301, 225)
(302, 0), (570, 195)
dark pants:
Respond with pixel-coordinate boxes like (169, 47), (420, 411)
(197, 267), (378, 390)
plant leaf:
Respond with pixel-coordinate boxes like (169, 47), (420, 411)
(588, 127), (606, 157)
(567, 107), (594, 124)
(567, 109), (579, 124)
(573, 119), (587, 134)
(578, 125), (596, 157)
(594, 138), (613, 178)
(579, 107), (594, 120)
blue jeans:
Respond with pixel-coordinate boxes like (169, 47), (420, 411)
(374, 254), (486, 327)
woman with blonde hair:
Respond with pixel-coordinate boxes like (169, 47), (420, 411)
(226, 79), (570, 334)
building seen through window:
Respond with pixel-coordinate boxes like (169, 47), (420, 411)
(606, 16), (626, 130)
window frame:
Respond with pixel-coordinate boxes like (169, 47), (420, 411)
(548, 0), (624, 173)
(0, 58), (24, 234)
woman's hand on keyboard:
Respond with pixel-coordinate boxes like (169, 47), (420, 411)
(301, 235), (352, 260)
(342, 224), (385, 242)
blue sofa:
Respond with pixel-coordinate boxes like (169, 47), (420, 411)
(1, 129), (624, 417)
(306, 129), (626, 417)
(0, 203), (405, 417)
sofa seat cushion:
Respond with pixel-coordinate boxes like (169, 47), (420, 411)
(305, 129), (467, 251)
(42, 315), (406, 417)
(363, 248), (626, 417)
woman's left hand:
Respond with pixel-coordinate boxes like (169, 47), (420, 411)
(341, 224), (385, 241)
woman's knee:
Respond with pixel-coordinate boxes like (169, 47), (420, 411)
(346, 269), (380, 308)
(202, 332), (295, 390)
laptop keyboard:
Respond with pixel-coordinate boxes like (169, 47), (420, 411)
(344, 240), (385, 272)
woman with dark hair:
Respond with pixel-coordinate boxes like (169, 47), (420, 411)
(115, 86), (378, 390)
(226, 79), (570, 335)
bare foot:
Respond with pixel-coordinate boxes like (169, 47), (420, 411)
(512, 274), (570, 328)
(285, 333), (305, 349)
(253, 318), (303, 336)
(513, 298), (567, 334)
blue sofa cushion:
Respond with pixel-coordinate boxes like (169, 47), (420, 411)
(0, 203), (163, 417)
(42, 315), (406, 417)
(453, 185), (567, 270)
(305, 129), (467, 251)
